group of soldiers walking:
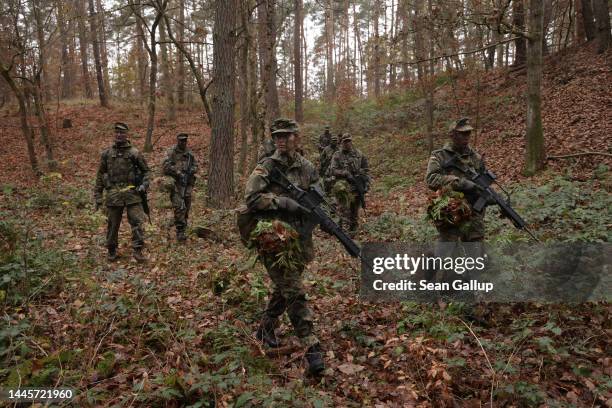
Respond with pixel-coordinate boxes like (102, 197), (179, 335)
(94, 123), (198, 262)
(94, 116), (491, 377)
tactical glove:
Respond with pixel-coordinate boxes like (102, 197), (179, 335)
(455, 178), (482, 192)
(277, 196), (307, 213)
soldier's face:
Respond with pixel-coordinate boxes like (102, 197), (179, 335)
(342, 140), (352, 151)
(177, 139), (188, 150)
(115, 130), (127, 143)
(274, 133), (296, 154)
(451, 131), (470, 148)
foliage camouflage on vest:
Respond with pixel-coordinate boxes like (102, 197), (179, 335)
(425, 142), (486, 240)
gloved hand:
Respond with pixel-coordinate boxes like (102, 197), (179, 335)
(137, 184), (147, 193)
(486, 195), (497, 206)
(277, 196), (303, 213)
(455, 178), (482, 192)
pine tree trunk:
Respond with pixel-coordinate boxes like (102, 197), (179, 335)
(257, 0), (280, 122)
(57, 1), (73, 99)
(159, 18), (176, 121)
(249, 0), (263, 170)
(96, 0), (110, 96)
(135, 7), (147, 104)
(373, 0), (381, 98)
(32, 0), (50, 102)
(425, 0), (435, 153)
(238, 1), (250, 176)
(294, 0), (303, 123)
(88, 0), (109, 107)
(524, 0), (546, 176)
(75, 0), (93, 98)
(208, 0), (237, 208)
(144, 15), (161, 153)
(325, 0), (336, 100)
(177, 0), (186, 105)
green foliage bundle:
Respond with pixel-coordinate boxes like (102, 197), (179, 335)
(332, 179), (355, 208)
(249, 220), (303, 271)
(426, 188), (473, 230)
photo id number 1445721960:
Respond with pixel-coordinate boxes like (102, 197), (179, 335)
(0, 388), (74, 402)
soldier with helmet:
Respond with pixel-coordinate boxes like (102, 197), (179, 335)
(319, 134), (339, 192)
(162, 133), (199, 242)
(94, 122), (151, 262)
(328, 134), (370, 236)
(425, 117), (491, 242)
(241, 118), (325, 376)
(318, 125), (332, 152)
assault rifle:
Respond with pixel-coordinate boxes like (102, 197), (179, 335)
(178, 154), (195, 211)
(441, 156), (539, 242)
(347, 174), (368, 209)
(130, 156), (151, 223)
(268, 167), (363, 259)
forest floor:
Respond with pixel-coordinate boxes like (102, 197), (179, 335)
(0, 44), (610, 407)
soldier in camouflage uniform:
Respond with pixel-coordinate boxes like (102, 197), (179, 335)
(94, 122), (151, 262)
(319, 135), (339, 193)
(328, 134), (370, 236)
(243, 118), (325, 375)
(425, 118), (488, 242)
(425, 118), (495, 311)
(318, 125), (331, 152)
(162, 133), (199, 242)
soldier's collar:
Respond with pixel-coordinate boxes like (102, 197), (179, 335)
(271, 150), (300, 165)
(114, 140), (132, 148)
(443, 142), (473, 156)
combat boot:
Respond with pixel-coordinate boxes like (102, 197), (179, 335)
(133, 247), (147, 263)
(177, 230), (187, 242)
(305, 344), (325, 375)
(255, 322), (280, 348)
(107, 247), (118, 262)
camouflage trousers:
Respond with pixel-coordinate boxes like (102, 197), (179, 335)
(434, 233), (485, 304)
(338, 197), (361, 234)
(106, 204), (145, 250)
(260, 256), (319, 348)
(170, 188), (192, 232)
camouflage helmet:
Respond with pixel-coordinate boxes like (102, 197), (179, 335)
(114, 122), (129, 132)
(449, 117), (474, 133)
(271, 118), (299, 136)
(330, 135), (339, 143)
(341, 133), (352, 142)
(177, 133), (189, 140)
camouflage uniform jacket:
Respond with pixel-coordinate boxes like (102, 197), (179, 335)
(319, 145), (337, 177)
(162, 145), (199, 186)
(244, 150), (320, 262)
(94, 141), (150, 207)
(328, 148), (370, 189)
(425, 142), (486, 238)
